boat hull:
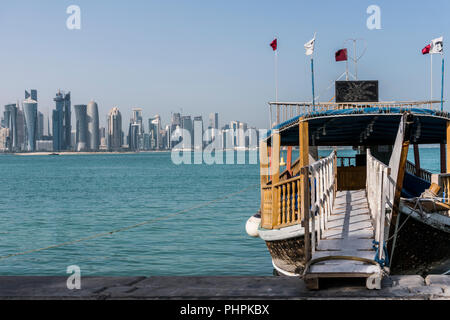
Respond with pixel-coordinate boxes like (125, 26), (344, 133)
(390, 205), (450, 275)
(259, 224), (307, 276)
(257, 208), (450, 277)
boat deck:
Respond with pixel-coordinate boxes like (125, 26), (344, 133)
(305, 190), (382, 289)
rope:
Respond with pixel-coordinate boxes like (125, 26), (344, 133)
(0, 184), (259, 261)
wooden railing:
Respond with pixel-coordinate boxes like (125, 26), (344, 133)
(272, 175), (303, 228)
(261, 185), (273, 225)
(439, 174), (450, 204)
(405, 160), (432, 183)
(307, 151), (338, 260)
(366, 150), (394, 262)
(261, 151), (337, 231)
(269, 101), (443, 126)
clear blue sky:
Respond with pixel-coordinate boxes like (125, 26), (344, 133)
(0, 0), (449, 129)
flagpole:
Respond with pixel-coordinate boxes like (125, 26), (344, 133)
(431, 53), (433, 102)
(346, 59), (349, 81)
(311, 58), (315, 111)
(442, 54), (445, 112)
(275, 50), (278, 103)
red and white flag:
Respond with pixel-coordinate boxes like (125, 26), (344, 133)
(270, 39), (277, 51)
(422, 36), (443, 55)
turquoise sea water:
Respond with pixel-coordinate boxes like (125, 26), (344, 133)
(0, 147), (441, 276)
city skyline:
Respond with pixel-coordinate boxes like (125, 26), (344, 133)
(1, 87), (261, 152)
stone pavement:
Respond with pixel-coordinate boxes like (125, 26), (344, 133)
(0, 275), (448, 300)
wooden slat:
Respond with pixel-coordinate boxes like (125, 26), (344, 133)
(308, 264), (380, 275)
(317, 239), (374, 251)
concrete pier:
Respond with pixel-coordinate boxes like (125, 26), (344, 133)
(0, 275), (448, 300)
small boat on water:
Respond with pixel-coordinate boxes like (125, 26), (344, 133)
(246, 79), (450, 288)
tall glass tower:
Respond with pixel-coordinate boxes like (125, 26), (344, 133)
(4, 103), (18, 151)
(53, 91), (64, 151)
(107, 107), (122, 151)
(22, 98), (38, 152)
(63, 92), (71, 149)
(74, 105), (88, 152)
(87, 101), (100, 151)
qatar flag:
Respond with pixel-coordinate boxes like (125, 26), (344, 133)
(422, 44), (431, 55)
(422, 36), (444, 54)
(270, 39), (277, 51)
(335, 49), (348, 61)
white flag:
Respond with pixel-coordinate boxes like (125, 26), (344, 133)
(430, 36), (443, 54)
(304, 34), (316, 56)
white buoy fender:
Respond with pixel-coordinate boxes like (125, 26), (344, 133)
(246, 213), (261, 237)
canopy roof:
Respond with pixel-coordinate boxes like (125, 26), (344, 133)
(265, 104), (450, 146)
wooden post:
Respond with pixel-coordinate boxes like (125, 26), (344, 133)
(271, 131), (281, 229)
(388, 114), (413, 267)
(299, 119), (311, 262)
(446, 121), (450, 173)
(299, 119), (310, 222)
(413, 144), (421, 177)
(299, 119), (310, 169)
(287, 146), (293, 175)
(259, 140), (269, 228)
(302, 167), (311, 263)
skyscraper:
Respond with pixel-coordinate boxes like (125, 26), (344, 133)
(128, 122), (140, 151)
(131, 108), (144, 150)
(193, 116), (203, 151)
(87, 101), (100, 151)
(171, 113), (181, 130)
(53, 92), (64, 151)
(52, 90), (71, 151)
(238, 122), (248, 148)
(170, 113), (182, 148)
(230, 120), (240, 148)
(22, 98), (38, 152)
(25, 89), (37, 102)
(74, 105), (88, 151)
(107, 107), (122, 151)
(4, 103), (18, 151)
(63, 92), (72, 150)
(209, 113), (219, 130)
(149, 115), (161, 150)
(181, 116), (193, 150)
(37, 111), (44, 140)
(16, 109), (25, 150)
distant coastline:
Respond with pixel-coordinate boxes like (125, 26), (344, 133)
(10, 150), (171, 156)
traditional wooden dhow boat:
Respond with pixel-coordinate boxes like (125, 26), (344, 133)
(246, 84), (450, 289)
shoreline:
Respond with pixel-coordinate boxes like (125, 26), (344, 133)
(9, 151), (172, 156)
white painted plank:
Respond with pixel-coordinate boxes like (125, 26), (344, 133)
(309, 263), (380, 274)
(311, 251), (375, 261)
(317, 239), (374, 251)
(322, 228), (374, 240)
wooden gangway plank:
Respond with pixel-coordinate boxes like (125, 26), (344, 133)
(305, 190), (382, 288)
